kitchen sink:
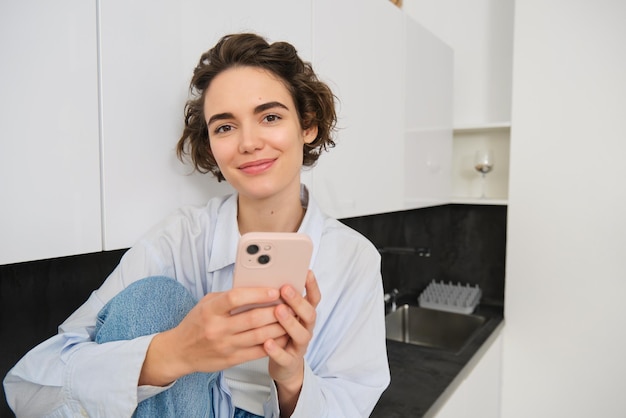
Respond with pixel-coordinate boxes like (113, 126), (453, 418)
(385, 304), (486, 352)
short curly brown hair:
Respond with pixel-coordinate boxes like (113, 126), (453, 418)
(176, 33), (337, 181)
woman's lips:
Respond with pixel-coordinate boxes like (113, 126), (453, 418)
(238, 158), (276, 175)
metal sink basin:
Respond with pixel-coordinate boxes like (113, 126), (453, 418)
(385, 304), (486, 352)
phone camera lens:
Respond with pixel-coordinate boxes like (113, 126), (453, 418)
(258, 254), (270, 265)
(246, 244), (259, 255)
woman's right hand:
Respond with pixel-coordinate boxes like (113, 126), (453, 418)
(139, 287), (288, 386)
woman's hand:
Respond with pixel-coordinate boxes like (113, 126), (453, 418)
(139, 287), (288, 387)
(264, 270), (321, 416)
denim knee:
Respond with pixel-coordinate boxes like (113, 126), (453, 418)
(94, 277), (217, 418)
(95, 276), (196, 344)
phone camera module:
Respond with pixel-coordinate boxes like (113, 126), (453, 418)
(246, 244), (259, 255)
(258, 254), (270, 265)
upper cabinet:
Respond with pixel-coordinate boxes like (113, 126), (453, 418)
(404, 0), (513, 126)
(1, 0), (454, 263)
(309, 0), (452, 219)
(0, 0), (101, 265)
(310, 0), (406, 219)
(404, 15), (453, 209)
(99, 0), (193, 250)
(404, 0), (514, 204)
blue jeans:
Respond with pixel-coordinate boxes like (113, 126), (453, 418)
(95, 276), (263, 418)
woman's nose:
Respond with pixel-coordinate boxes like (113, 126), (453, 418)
(238, 125), (264, 154)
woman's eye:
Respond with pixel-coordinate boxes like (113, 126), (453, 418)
(215, 124), (232, 134)
(263, 114), (281, 123)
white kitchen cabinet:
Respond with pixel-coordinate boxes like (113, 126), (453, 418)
(99, 0), (311, 250)
(403, 1), (513, 125)
(99, 0), (213, 250)
(310, 0), (406, 219)
(1, 0), (455, 263)
(0, 0), (101, 265)
(404, 15), (453, 209)
(310, 1), (452, 218)
(404, 1), (514, 204)
(432, 330), (503, 418)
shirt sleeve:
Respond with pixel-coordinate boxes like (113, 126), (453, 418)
(3, 241), (174, 417)
(3, 299), (160, 417)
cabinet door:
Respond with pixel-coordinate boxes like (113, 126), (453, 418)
(403, 1), (514, 126)
(0, 0), (101, 264)
(404, 15), (453, 209)
(311, 0), (405, 219)
(99, 0), (311, 250)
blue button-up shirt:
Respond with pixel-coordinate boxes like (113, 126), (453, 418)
(4, 187), (390, 417)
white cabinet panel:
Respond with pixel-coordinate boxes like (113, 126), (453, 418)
(404, 15), (453, 209)
(403, 0), (514, 126)
(0, 0), (101, 264)
(404, 130), (451, 208)
(100, 0), (311, 250)
(311, 0), (405, 219)
(403, 1), (513, 204)
(99, 0), (198, 250)
(0, 0), (454, 262)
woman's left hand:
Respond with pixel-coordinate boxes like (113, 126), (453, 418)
(264, 270), (321, 416)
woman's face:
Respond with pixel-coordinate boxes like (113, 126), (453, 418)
(204, 66), (317, 202)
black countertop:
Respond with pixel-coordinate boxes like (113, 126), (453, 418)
(371, 304), (504, 418)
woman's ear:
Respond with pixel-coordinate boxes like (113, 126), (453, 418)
(303, 124), (319, 144)
(302, 113), (318, 144)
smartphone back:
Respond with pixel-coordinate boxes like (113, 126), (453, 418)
(231, 232), (313, 314)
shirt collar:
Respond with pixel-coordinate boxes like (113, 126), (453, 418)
(296, 185), (324, 268)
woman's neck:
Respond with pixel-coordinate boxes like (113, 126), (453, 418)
(237, 189), (305, 235)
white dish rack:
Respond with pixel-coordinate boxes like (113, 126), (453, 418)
(418, 280), (482, 314)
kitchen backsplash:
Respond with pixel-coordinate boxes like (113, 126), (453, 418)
(340, 204), (507, 306)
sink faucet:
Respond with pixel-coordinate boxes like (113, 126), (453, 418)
(384, 288), (400, 313)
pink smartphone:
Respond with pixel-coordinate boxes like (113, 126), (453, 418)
(231, 232), (313, 314)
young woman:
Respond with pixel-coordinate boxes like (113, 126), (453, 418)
(4, 33), (390, 418)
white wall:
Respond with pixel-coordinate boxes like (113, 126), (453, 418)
(502, 1), (626, 417)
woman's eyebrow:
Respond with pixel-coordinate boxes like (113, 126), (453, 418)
(254, 101), (289, 114)
(207, 112), (233, 127)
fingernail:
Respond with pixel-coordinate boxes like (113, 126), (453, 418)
(268, 289), (279, 298)
(277, 305), (288, 319)
(283, 286), (295, 299)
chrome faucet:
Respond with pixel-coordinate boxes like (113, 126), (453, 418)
(384, 288), (400, 313)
